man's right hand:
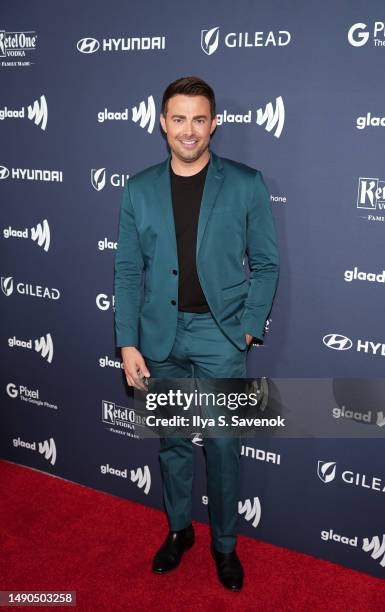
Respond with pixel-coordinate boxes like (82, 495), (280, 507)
(121, 347), (150, 390)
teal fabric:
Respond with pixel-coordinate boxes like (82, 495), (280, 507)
(145, 310), (245, 552)
(114, 151), (279, 360)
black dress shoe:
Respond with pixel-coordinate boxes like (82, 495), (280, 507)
(211, 544), (244, 591)
(152, 524), (194, 573)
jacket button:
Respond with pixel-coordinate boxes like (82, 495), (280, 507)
(171, 299), (176, 305)
(172, 269), (178, 275)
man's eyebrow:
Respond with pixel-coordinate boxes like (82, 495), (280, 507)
(170, 114), (209, 119)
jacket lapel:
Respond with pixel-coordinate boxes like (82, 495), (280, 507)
(196, 152), (224, 255)
(154, 155), (178, 256)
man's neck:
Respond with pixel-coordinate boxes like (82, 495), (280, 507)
(170, 150), (211, 177)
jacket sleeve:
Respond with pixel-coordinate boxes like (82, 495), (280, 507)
(241, 170), (279, 341)
(114, 180), (144, 348)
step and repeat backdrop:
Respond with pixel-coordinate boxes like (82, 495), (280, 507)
(1, 0), (385, 579)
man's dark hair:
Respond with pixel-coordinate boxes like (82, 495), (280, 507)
(161, 76), (216, 119)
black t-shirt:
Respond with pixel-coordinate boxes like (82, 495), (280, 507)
(170, 160), (210, 313)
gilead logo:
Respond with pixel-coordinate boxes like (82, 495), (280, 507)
(201, 26), (291, 54)
(318, 461), (385, 493)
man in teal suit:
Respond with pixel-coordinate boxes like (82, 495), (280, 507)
(114, 76), (279, 591)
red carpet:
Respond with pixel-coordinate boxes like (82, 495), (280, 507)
(1, 459), (385, 611)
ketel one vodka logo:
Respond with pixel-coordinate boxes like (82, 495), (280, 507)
(0, 95), (48, 130)
(3, 219), (51, 251)
(0, 30), (37, 63)
(357, 177), (385, 210)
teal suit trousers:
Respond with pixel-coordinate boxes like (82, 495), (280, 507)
(144, 310), (247, 553)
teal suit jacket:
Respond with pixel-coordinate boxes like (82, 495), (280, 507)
(114, 151), (279, 361)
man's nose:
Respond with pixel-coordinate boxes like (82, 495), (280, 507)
(182, 121), (194, 135)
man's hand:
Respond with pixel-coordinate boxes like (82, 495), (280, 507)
(121, 346), (150, 390)
(246, 334), (254, 347)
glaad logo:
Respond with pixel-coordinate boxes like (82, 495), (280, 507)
(3, 219), (50, 251)
(12, 436), (56, 465)
(77, 35), (166, 53)
(356, 114), (385, 130)
(28, 95), (48, 130)
(238, 497), (261, 528)
(363, 535), (385, 567)
(201, 26), (291, 54)
(348, 22), (385, 47)
(8, 333), (54, 363)
(130, 466), (151, 494)
(98, 238), (117, 252)
(216, 97), (285, 139)
(39, 438), (56, 465)
(96, 293), (115, 311)
(132, 96), (156, 134)
(256, 97), (285, 138)
(0, 95), (48, 130)
(203, 495), (261, 528)
(0, 165), (62, 182)
(91, 168), (130, 191)
(323, 334), (353, 351)
(100, 464), (151, 485)
(99, 355), (123, 368)
(332, 405), (385, 427)
(344, 267), (385, 284)
(317, 460), (337, 483)
(97, 96), (156, 134)
(321, 529), (385, 569)
(323, 332), (385, 357)
(35, 334), (54, 363)
(1, 276), (60, 300)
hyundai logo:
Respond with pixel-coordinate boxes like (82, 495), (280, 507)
(0, 165), (10, 179)
(323, 334), (353, 351)
(77, 37), (100, 53)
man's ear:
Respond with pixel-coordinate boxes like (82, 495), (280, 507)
(160, 113), (167, 134)
(210, 116), (217, 134)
